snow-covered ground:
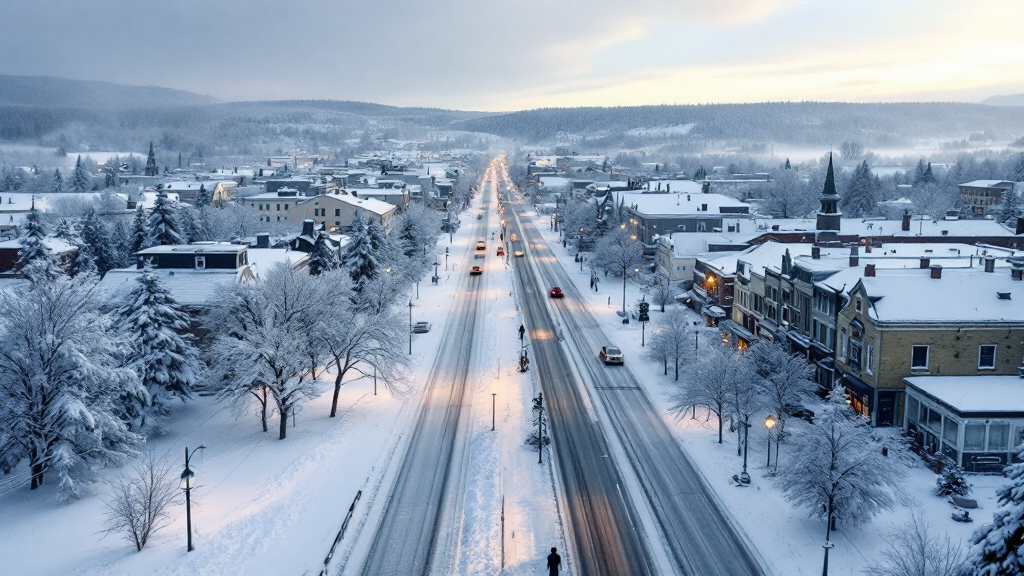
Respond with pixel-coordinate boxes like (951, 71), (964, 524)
(523, 206), (1005, 576)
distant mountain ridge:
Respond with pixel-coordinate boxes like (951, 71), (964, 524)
(982, 93), (1024, 107)
(0, 75), (218, 108)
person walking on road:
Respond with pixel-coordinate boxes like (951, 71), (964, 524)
(547, 547), (561, 575)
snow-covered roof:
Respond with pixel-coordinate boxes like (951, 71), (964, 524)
(161, 180), (236, 191)
(96, 267), (249, 308)
(298, 194), (396, 216)
(752, 217), (1015, 238)
(904, 376), (1024, 413)
(665, 232), (757, 258)
(959, 180), (1015, 188)
(245, 247), (308, 272)
(138, 242), (247, 256)
(624, 192), (751, 217)
(0, 236), (77, 254)
(858, 268), (1024, 324)
(639, 180), (703, 195)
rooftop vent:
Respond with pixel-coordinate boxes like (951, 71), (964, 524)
(997, 292), (1012, 300)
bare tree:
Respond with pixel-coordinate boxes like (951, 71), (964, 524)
(101, 453), (179, 552)
(591, 228), (644, 316)
(779, 385), (906, 550)
(865, 513), (968, 576)
(211, 264), (332, 439)
(840, 141), (865, 161)
(646, 308), (691, 381)
(746, 340), (816, 443)
(669, 345), (743, 443)
(648, 271), (679, 313)
(321, 288), (410, 417)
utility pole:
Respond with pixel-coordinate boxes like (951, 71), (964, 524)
(537, 393), (544, 464)
(408, 300), (413, 355)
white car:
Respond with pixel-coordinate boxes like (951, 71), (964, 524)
(411, 321), (432, 334)
(599, 346), (624, 365)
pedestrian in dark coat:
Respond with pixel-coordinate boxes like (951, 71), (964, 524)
(547, 547), (561, 575)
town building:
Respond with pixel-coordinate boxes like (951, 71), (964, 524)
(958, 180), (1016, 217)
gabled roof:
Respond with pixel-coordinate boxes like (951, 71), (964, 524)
(97, 266), (252, 308)
(855, 268), (1024, 324)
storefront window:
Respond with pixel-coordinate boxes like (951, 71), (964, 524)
(907, 396), (920, 425)
(988, 423), (1010, 452)
(964, 424), (986, 451)
(943, 418), (959, 446)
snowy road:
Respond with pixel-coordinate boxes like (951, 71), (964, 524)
(510, 203), (766, 576)
(359, 202), (492, 575)
(509, 209), (655, 576)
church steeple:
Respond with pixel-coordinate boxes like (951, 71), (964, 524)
(816, 153), (841, 233)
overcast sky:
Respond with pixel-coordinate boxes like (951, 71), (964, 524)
(2, 0), (1022, 111)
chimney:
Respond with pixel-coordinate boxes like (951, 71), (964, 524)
(255, 233), (270, 249)
(919, 257), (931, 269)
(864, 264), (876, 277)
(849, 245), (860, 267)
(930, 264), (943, 279)
(901, 211), (911, 231)
(984, 256), (995, 273)
(864, 244), (872, 253)
(1017, 217), (1024, 235)
(1012, 268), (1024, 281)
(812, 246), (821, 259)
(302, 219), (315, 237)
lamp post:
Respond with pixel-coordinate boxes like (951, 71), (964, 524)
(739, 417), (751, 484)
(822, 540), (834, 576)
(578, 227), (585, 271)
(181, 444), (206, 552)
(765, 415), (776, 469)
(434, 260), (439, 280)
(492, 393), (497, 431)
(445, 247), (449, 271)
(408, 300), (413, 355)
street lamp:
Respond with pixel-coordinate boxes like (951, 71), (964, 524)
(408, 300), (414, 355)
(693, 320), (700, 350)
(445, 247), (449, 271)
(181, 444), (206, 552)
(578, 227), (585, 271)
(492, 393), (497, 431)
(822, 540), (834, 576)
(739, 417), (751, 484)
(765, 415), (776, 469)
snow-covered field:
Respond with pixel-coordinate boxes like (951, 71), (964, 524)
(524, 207), (1005, 576)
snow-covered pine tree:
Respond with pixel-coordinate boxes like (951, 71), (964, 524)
(968, 444), (1024, 576)
(997, 185), (1020, 224)
(52, 217), (80, 245)
(342, 211), (379, 292)
(1010, 153), (1024, 182)
(193, 184), (211, 209)
(0, 273), (143, 499)
(935, 461), (971, 497)
(130, 204), (147, 254)
(79, 207), (120, 274)
(49, 168), (64, 194)
(109, 219), (133, 268)
(71, 155), (91, 193)
(307, 233), (340, 276)
(144, 192), (184, 248)
(841, 160), (878, 218)
(913, 159), (928, 185)
(144, 143), (158, 177)
(16, 202), (61, 280)
(117, 264), (201, 430)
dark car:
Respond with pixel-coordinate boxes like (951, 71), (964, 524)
(599, 346), (624, 365)
(784, 404), (815, 423)
(470, 265), (483, 275)
(550, 287), (564, 298)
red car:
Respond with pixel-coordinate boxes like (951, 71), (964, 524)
(550, 287), (564, 298)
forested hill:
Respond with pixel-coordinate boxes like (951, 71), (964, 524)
(451, 102), (1024, 146)
(0, 75), (218, 108)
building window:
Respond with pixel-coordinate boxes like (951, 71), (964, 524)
(848, 337), (862, 371)
(942, 418), (958, 446)
(195, 256), (205, 269)
(911, 345), (929, 370)
(335, 221), (340, 227)
(865, 344), (874, 375)
(979, 345), (996, 369)
(335, 209), (341, 217)
(855, 299), (862, 313)
(988, 423), (1009, 451)
(838, 331), (847, 362)
(276, 203), (281, 211)
(964, 423), (986, 451)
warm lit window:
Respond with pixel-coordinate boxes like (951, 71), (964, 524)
(911, 345), (929, 370)
(979, 345), (996, 369)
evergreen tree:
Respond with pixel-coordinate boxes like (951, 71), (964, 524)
(79, 207), (119, 274)
(969, 444), (1024, 575)
(193, 184), (211, 209)
(1010, 153), (1024, 182)
(693, 166), (706, 180)
(117, 264), (201, 430)
(394, 213), (419, 259)
(342, 212), (379, 293)
(130, 205), (148, 254)
(307, 234), (340, 276)
(109, 220), (133, 268)
(784, 158), (791, 169)
(177, 152), (182, 169)
(50, 168), (64, 194)
(17, 203), (61, 280)
(997, 185), (1021, 224)
(841, 160), (878, 217)
(71, 243), (99, 277)
(71, 155), (91, 193)
(913, 159), (928, 185)
(922, 162), (936, 185)
(144, 192), (184, 248)
(52, 218), (80, 245)
(144, 143), (158, 177)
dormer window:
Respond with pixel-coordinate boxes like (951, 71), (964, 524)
(195, 256), (206, 269)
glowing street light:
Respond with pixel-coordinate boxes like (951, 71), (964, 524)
(765, 415), (776, 468)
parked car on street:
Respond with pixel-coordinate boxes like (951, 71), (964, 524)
(497, 247), (505, 257)
(510, 233), (518, 242)
(599, 346), (624, 365)
(784, 404), (815, 423)
(471, 266), (483, 275)
(412, 321), (432, 333)
(549, 287), (564, 298)
(475, 240), (486, 251)
(514, 250), (525, 258)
